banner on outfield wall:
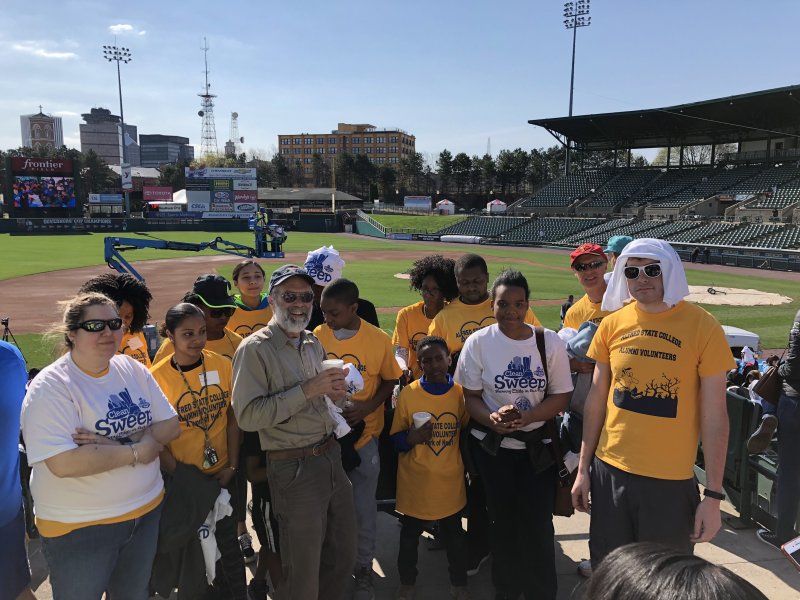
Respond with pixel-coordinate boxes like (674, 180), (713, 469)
(233, 180), (257, 190)
(412, 234), (441, 242)
(143, 186), (173, 202)
(387, 232), (413, 240)
(186, 167), (256, 179)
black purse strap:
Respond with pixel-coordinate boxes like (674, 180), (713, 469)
(534, 327), (572, 485)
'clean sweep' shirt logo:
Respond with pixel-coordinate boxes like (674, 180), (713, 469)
(494, 355), (547, 393)
(95, 388), (153, 437)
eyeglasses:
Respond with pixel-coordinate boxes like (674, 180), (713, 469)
(209, 307), (235, 318)
(574, 260), (606, 272)
(623, 263), (662, 280)
(280, 291), (315, 304)
(72, 318), (124, 332)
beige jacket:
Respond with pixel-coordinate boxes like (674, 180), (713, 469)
(232, 321), (335, 451)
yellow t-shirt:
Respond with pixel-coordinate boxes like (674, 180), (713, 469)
(153, 329), (243, 364)
(119, 331), (151, 368)
(390, 380), (469, 520)
(150, 349), (233, 474)
(314, 321), (403, 449)
(428, 297), (541, 355)
(588, 301), (736, 480)
(227, 305), (274, 338)
(392, 301), (433, 379)
(563, 294), (614, 330)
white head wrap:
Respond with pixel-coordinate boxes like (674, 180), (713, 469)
(303, 246), (346, 287)
(601, 238), (689, 312)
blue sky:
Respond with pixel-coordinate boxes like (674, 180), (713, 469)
(2, 0), (798, 163)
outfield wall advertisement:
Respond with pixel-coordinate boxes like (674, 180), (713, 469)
(185, 167), (257, 218)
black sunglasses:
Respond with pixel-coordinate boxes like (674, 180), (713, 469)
(280, 291), (315, 304)
(623, 263), (662, 280)
(574, 260), (606, 272)
(209, 307), (236, 318)
(72, 318), (124, 332)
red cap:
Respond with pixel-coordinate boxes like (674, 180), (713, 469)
(570, 243), (608, 266)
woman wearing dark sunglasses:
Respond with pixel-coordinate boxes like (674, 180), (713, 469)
(20, 292), (180, 600)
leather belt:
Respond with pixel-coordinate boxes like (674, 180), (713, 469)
(266, 435), (336, 461)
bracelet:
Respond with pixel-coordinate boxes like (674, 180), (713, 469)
(129, 443), (139, 467)
(703, 488), (725, 501)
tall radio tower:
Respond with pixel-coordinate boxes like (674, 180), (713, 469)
(225, 112), (244, 157)
(197, 37), (218, 157)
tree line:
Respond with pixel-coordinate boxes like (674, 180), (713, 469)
(4, 142), (730, 213)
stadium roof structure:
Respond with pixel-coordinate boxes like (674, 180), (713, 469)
(529, 84), (800, 150)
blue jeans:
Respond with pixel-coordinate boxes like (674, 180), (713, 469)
(777, 393), (800, 542)
(42, 502), (162, 600)
(347, 437), (380, 569)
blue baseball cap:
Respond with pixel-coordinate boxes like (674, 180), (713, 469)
(605, 235), (633, 254)
(268, 265), (314, 294)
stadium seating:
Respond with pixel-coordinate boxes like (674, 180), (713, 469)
(435, 216), (528, 237)
(582, 169), (661, 208)
(702, 223), (785, 247)
(559, 218), (637, 245)
(647, 167), (762, 209)
(517, 169), (615, 208)
(501, 217), (604, 242)
(663, 221), (739, 243)
(625, 169), (712, 208)
(641, 219), (706, 240)
(748, 185), (800, 210)
(747, 225), (800, 249)
(724, 164), (800, 198)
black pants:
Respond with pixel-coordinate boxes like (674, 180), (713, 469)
(470, 435), (557, 600)
(208, 514), (247, 600)
(398, 512), (467, 587)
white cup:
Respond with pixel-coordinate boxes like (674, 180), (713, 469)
(413, 411), (432, 429)
(321, 359), (344, 371)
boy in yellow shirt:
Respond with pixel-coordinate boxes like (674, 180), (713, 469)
(390, 336), (469, 599)
(313, 278), (402, 599)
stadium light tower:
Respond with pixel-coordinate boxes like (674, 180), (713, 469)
(563, 0), (591, 175)
(103, 44), (132, 214)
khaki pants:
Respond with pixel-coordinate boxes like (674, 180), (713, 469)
(267, 443), (357, 600)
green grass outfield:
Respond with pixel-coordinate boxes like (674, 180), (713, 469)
(370, 214), (467, 232)
(2, 231), (796, 367)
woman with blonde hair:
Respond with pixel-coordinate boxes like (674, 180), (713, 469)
(20, 292), (179, 600)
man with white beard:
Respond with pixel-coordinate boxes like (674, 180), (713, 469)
(232, 265), (357, 600)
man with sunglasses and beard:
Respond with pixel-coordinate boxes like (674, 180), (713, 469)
(571, 239), (734, 571)
(232, 265), (357, 600)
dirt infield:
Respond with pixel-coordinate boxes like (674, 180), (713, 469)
(3, 241), (798, 334)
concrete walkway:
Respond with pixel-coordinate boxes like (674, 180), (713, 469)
(28, 498), (798, 599)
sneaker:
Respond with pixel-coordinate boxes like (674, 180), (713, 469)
(747, 415), (778, 454)
(353, 566), (375, 600)
(466, 553), (489, 577)
(247, 578), (268, 600)
(756, 528), (782, 550)
(450, 585), (470, 599)
(238, 532), (257, 564)
(577, 559), (592, 578)
(396, 584), (415, 600)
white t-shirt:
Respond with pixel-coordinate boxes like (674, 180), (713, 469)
(21, 353), (176, 523)
(454, 324), (573, 450)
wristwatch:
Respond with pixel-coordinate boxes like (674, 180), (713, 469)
(703, 488), (725, 501)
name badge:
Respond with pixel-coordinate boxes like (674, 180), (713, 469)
(199, 370), (220, 386)
(127, 335), (144, 350)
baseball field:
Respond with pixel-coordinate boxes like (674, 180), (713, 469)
(1, 229), (797, 368)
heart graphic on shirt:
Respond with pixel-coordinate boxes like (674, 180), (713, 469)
(456, 316), (495, 343)
(233, 323), (266, 338)
(425, 412), (460, 457)
(175, 384), (229, 431)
